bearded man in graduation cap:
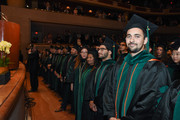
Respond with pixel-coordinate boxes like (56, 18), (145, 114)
(103, 14), (171, 120)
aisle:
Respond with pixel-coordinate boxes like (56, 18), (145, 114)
(25, 72), (75, 120)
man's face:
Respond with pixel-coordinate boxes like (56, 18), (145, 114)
(98, 45), (109, 59)
(171, 50), (180, 64)
(77, 39), (82, 46)
(156, 46), (163, 58)
(119, 42), (127, 52)
(52, 48), (56, 53)
(57, 49), (61, 54)
(126, 28), (147, 54)
(63, 48), (68, 54)
(71, 48), (78, 55)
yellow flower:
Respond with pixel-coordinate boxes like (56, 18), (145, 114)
(5, 49), (10, 54)
(0, 41), (12, 54)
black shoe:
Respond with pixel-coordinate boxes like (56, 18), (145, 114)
(28, 90), (34, 92)
(28, 89), (37, 92)
(69, 111), (74, 114)
(55, 108), (65, 112)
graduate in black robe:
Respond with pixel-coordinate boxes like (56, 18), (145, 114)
(41, 49), (49, 84)
(117, 40), (128, 64)
(27, 44), (39, 92)
(153, 38), (180, 120)
(55, 46), (78, 112)
(103, 14), (171, 120)
(89, 37), (118, 120)
(48, 46), (57, 89)
(73, 47), (89, 119)
(168, 38), (180, 83)
(170, 39), (180, 120)
(53, 47), (63, 92)
(81, 48), (99, 120)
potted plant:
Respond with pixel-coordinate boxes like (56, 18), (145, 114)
(0, 40), (12, 84)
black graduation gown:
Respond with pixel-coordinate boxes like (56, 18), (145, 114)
(82, 69), (97, 120)
(103, 60), (171, 120)
(152, 80), (180, 120)
(65, 55), (77, 83)
(168, 63), (180, 85)
(92, 59), (115, 120)
(46, 55), (53, 85)
(28, 50), (39, 91)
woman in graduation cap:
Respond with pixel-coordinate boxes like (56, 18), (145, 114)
(103, 14), (171, 120)
(168, 38), (180, 83)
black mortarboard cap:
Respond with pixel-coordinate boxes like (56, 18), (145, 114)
(50, 45), (54, 49)
(88, 48), (98, 62)
(64, 46), (71, 52)
(45, 49), (50, 54)
(72, 45), (80, 52)
(171, 37), (180, 50)
(56, 46), (61, 50)
(59, 46), (63, 50)
(156, 43), (167, 51)
(124, 14), (158, 52)
(101, 37), (118, 60)
(79, 45), (89, 53)
(124, 14), (158, 35)
(55, 46), (59, 50)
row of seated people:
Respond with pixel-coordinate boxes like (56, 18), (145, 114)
(35, 1), (180, 26)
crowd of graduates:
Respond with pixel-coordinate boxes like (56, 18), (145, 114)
(28, 14), (180, 120)
(35, 37), (180, 120)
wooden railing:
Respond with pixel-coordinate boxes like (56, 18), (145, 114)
(0, 62), (26, 120)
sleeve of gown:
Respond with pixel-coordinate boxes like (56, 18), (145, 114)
(125, 62), (171, 120)
(103, 66), (117, 119)
(66, 61), (75, 83)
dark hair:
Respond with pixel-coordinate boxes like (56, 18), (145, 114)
(74, 47), (88, 70)
(155, 46), (168, 64)
(88, 49), (99, 72)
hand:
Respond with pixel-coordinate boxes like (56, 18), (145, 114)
(59, 74), (62, 79)
(89, 101), (94, 109)
(70, 83), (73, 91)
(47, 64), (51, 69)
(89, 101), (97, 112)
(92, 104), (97, 112)
(56, 74), (60, 78)
(28, 49), (32, 54)
(109, 117), (119, 120)
(60, 78), (63, 82)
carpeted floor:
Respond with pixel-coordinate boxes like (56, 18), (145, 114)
(25, 72), (75, 120)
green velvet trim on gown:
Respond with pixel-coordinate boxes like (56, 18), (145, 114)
(116, 50), (155, 118)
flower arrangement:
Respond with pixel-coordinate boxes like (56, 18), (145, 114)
(0, 40), (12, 67)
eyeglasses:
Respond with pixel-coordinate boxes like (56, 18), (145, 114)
(98, 48), (107, 51)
